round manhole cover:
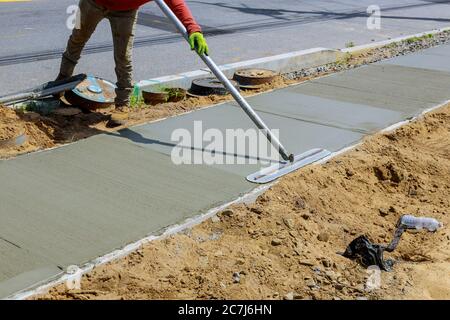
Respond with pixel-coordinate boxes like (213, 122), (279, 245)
(65, 75), (116, 110)
(188, 78), (240, 97)
(233, 68), (278, 89)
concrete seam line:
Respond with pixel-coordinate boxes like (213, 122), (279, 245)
(10, 98), (450, 300)
(316, 98), (450, 166)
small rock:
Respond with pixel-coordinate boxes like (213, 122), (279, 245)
(388, 206), (397, 213)
(232, 272), (241, 283)
(379, 208), (389, 217)
(322, 259), (332, 268)
(271, 238), (283, 246)
(294, 198), (307, 209)
(345, 168), (355, 177)
(334, 283), (344, 291)
(293, 293), (303, 300)
(210, 215), (220, 223)
(221, 209), (234, 217)
(263, 230), (273, 237)
(317, 232), (330, 242)
(299, 259), (315, 267)
(284, 292), (294, 300)
(312, 266), (321, 274)
(325, 270), (337, 280)
(250, 207), (264, 215)
(283, 218), (294, 229)
(301, 213), (311, 220)
(306, 279), (317, 288)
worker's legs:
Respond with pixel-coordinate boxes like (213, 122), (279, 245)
(107, 9), (138, 106)
(58, 0), (105, 78)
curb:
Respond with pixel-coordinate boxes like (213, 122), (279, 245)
(136, 26), (450, 93)
(136, 47), (345, 92)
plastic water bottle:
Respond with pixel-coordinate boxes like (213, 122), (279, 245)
(399, 215), (443, 232)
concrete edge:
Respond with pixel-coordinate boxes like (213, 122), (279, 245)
(136, 26), (450, 93)
(9, 97), (450, 301)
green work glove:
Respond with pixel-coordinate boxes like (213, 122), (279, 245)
(189, 32), (209, 55)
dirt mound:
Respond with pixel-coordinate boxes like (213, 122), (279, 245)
(37, 104), (449, 300)
(0, 106), (56, 158)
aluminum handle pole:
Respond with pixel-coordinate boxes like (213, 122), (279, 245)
(154, 0), (293, 162)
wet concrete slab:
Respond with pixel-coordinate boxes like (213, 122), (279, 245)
(119, 103), (364, 177)
(290, 80), (437, 115)
(0, 135), (253, 282)
(380, 45), (450, 73)
(313, 66), (450, 106)
(344, 64), (450, 90)
(232, 90), (403, 133)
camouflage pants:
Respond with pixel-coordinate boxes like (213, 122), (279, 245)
(59, 0), (137, 105)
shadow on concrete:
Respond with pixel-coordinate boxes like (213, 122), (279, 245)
(110, 127), (280, 164)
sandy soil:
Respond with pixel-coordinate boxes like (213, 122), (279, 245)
(37, 103), (449, 300)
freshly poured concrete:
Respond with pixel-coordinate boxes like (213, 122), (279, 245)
(0, 240), (62, 298)
(231, 91), (403, 133)
(380, 44), (450, 73)
(3, 44), (450, 298)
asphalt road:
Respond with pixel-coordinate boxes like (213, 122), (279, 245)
(0, 0), (450, 95)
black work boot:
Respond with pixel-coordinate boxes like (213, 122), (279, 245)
(51, 73), (71, 99)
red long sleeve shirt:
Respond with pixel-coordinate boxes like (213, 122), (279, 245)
(95, 0), (202, 34)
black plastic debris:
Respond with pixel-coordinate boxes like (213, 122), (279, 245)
(343, 215), (442, 271)
(343, 235), (395, 271)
